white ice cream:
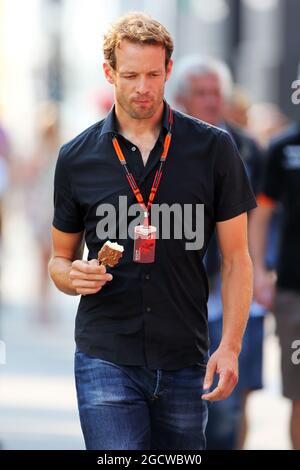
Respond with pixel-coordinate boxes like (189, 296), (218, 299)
(105, 241), (124, 252)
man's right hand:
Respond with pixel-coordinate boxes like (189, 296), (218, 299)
(69, 259), (113, 295)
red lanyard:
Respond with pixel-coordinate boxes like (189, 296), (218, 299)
(112, 105), (173, 226)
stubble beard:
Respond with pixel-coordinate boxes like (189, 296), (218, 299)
(116, 90), (164, 120)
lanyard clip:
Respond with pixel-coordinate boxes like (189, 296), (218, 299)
(143, 211), (149, 228)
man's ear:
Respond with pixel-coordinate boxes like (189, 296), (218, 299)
(103, 62), (115, 85)
(165, 59), (173, 82)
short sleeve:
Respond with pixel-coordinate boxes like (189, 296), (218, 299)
(261, 141), (283, 202)
(52, 146), (85, 233)
(214, 131), (257, 222)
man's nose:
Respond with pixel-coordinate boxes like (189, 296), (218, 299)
(206, 93), (219, 106)
(135, 76), (149, 94)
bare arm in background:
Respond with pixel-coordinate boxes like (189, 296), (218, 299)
(249, 203), (276, 309)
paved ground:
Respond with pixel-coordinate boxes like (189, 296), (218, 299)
(0, 302), (84, 450)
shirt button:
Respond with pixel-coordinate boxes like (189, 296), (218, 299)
(131, 146), (137, 152)
(145, 273), (151, 280)
(146, 306), (152, 313)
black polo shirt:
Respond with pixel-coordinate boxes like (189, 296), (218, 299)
(53, 101), (256, 370)
(261, 123), (300, 293)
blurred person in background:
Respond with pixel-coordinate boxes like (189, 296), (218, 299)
(49, 12), (256, 450)
(173, 55), (265, 450)
(250, 117), (300, 450)
(226, 92), (287, 313)
(0, 113), (10, 452)
(94, 84), (115, 116)
(25, 101), (61, 323)
(247, 102), (289, 149)
(0, 113), (10, 299)
(247, 102), (288, 304)
(0, 112), (10, 238)
(224, 85), (251, 130)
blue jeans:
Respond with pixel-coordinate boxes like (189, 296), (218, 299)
(74, 349), (209, 450)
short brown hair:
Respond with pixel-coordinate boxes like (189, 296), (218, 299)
(103, 12), (174, 69)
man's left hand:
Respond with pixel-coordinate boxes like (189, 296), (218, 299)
(201, 346), (239, 401)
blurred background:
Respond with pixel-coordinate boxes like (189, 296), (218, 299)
(0, 0), (299, 450)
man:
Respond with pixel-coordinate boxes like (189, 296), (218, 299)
(250, 122), (300, 450)
(49, 13), (256, 450)
(173, 55), (264, 449)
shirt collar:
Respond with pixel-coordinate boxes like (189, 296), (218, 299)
(99, 99), (170, 138)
